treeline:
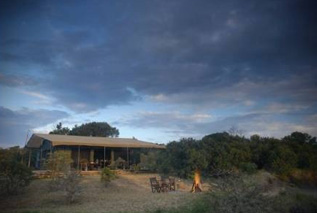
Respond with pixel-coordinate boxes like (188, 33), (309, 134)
(157, 132), (317, 180)
(0, 147), (32, 195)
(49, 122), (119, 137)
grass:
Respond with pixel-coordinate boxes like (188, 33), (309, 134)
(151, 171), (317, 213)
(0, 172), (198, 213)
(0, 171), (316, 213)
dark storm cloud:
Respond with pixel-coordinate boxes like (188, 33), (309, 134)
(1, 0), (316, 112)
(0, 73), (37, 87)
(0, 106), (69, 147)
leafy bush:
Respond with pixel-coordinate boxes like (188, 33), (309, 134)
(62, 171), (81, 203)
(0, 160), (32, 195)
(288, 169), (317, 187)
(44, 151), (81, 203)
(139, 152), (160, 171)
(0, 146), (27, 163)
(240, 162), (257, 174)
(270, 147), (297, 176)
(152, 174), (317, 213)
(207, 176), (276, 213)
(45, 150), (73, 179)
(47, 170), (82, 203)
(101, 167), (117, 186)
(156, 131), (317, 179)
(289, 193), (317, 213)
(45, 150), (74, 192)
(131, 164), (141, 172)
(152, 175), (279, 213)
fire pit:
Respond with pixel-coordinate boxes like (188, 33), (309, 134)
(191, 169), (202, 192)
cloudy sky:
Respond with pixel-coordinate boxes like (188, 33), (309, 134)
(1, 0), (316, 147)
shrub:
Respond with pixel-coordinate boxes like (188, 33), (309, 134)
(0, 160), (32, 195)
(45, 151), (73, 192)
(131, 164), (140, 172)
(45, 151), (73, 179)
(288, 169), (317, 187)
(240, 162), (257, 174)
(272, 157), (296, 176)
(139, 152), (159, 171)
(45, 151), (81, 203)
(48, 170), (82, 204)
(289, 193), (317, 213)
(62, 170), (81, 203)
(101, 167), (117, 186)
(153, 175), (279, 213)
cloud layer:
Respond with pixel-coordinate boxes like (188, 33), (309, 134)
(117, 111), (317, 139)
(1, 0), (316, 111)
(0, 0), (316, 144)
(0, 107), (69, 147)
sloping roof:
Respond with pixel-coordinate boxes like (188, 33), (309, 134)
(26, 134), (165, 149)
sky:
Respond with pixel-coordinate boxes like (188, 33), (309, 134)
(1, 0), (316, 147)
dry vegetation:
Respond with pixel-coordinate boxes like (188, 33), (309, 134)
(0, 171), (316, 213)
(0, 172), (207, 213)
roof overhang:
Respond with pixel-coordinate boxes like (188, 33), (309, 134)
(26, 134), (165, 149)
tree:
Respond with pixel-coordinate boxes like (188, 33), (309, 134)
(283, 132), (316, 144)
(49, 122), (70, 135)
(0, 147), (32, 195)
(45, 151), (81, 203)
(45, 150), (73, 180)
(269, 145), (297, 175)
(250, 134), (261, 142)
(63, 171), (81, 203)
(282, 132), (317, 169)
(100, 167), (117, 187)
(70, 122), (119, 137)
(0, 160), (32, 195)
(0, 146), (27, 163)
(50, 122), (119, 137)
(228, 126), (245, 137)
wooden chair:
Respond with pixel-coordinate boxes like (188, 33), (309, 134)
(169, 178), (176, 191)
(160, 176), (170, 192)
(150, 177), (161, 193)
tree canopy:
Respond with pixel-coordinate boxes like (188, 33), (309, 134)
(157, 132), (317, 178)
(49, 122), (119, 137)
(49, 122), (70, 135)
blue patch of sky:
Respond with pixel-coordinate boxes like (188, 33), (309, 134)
(0, 86), (34, 110)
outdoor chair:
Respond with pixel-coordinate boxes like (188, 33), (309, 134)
(169, 178), (176, 191)
(150, 177), (161, 193)
(160, 176), (170, 192)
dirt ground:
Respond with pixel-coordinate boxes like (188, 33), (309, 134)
(0, 171), (208, 213)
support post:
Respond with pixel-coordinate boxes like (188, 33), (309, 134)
(90, 148), (94, 163)
(40, 148), (42, 168)
(28, 149), (32, 168)
(127, 147), (129, 168)
(111, 149), (114, 164)
(103, 146), (106, 167)
(77, 146), (80, 170)
(35, 150), (40, 168)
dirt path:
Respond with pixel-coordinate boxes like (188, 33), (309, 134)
(0, 172), (204, 213)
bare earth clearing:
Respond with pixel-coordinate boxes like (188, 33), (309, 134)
(0, 172), (207, 213)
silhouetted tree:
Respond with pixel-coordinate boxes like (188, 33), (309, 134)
(50, 122), (119, 137)
(49, 122), (70, 135)
(283, 131), (316, 144)
(70, 122), (119, 137)
(157, 131), (317, 178)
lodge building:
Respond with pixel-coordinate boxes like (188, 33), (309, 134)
(26, 134), (165, 170)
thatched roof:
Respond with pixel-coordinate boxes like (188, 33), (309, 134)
(26, 134), (165, 149)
